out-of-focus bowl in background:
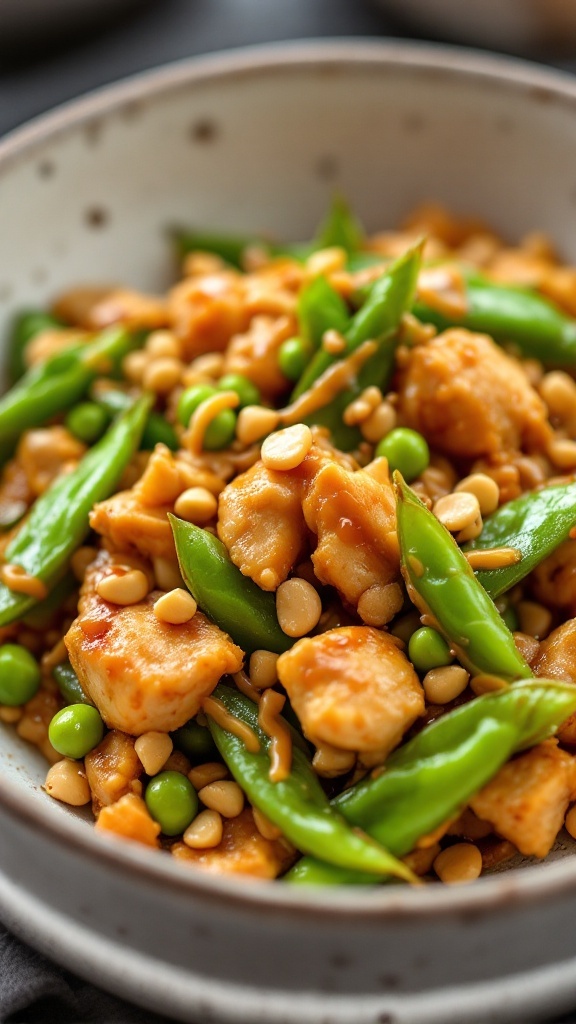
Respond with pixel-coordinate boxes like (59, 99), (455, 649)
(373, 0), (576, 53)
(5, 41), (576, 1024)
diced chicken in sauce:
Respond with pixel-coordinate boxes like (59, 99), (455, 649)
(277, 626), (424, 760)
(65, 554), (243, 734)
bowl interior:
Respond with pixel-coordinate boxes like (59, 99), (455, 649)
(2, 41), (576, 899)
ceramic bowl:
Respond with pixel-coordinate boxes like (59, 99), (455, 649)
(3, 41), (576, 1024)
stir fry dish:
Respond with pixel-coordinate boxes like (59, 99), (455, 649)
(4, 199), (576, 886)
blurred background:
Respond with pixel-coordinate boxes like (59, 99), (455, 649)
(2, 0), (576, 139)
(2, 2), (576, 1023)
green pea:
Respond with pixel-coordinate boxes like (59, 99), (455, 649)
(48, 704), (104, 759)
(177, 384), (217, 427)
(203, 408), (237, 450)
(218, 373), (260, 408)
(171, 719), (218, 763)
(375, 427), (430, 482)
(408, 627), (453, 673)
(278, 337), (310, 381)
(0, 644), (41, 706)
(145, 770), (199, 836)
(65, 402), (110, 444)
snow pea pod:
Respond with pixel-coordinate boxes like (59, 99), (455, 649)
(53, 661), (92, 706)
(206, 683), (415, 881)
(170, 516), (292, 655)
(293, 240), (422, 401)
(92, 385), (179, 451)
(0, 325), (138, 447)
(413, 273), (576, 365)
(0, 395), (151, 627)
(466, 479), (576, 599)
(288, 679), (576, 884)
(8, 310), (65, 384)
(174, 197), (363, 270)
(395, 473), (531, 680)
(296, 276), (349, 352)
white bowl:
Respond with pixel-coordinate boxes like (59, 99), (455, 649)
(3, 41), (576, 1024)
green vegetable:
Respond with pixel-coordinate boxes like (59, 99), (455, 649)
(408, 627), (453, 672)
(207, 684), (415, 881)
(218, 373), (260, 408)
(466, 479), (576, 599)
(287, 679), (576, 884)
(0, 395), (151, 627)
(291, 243), (422, 450)
(413, 273), (576, 366)
(173, 196), (364, 270)
(65, 402), (110, 444)
(0, 326), (138, 448)
(53, 661), (92, 706)
(171, 719), (218, 763)
(395, 473), (531, 681)
(501, 605), (520, 632)
(145, 771), (198, 836)
(278, 338), (310, 381)
(203, 407), (237, 450)
(296, 277), (349, 354)
(170, 516), (291, 655)
(375, 427), (430, 482)
(314, 194), (365, 253)
(48, 704), (104, 759)
(0, 644), (41, 706)
(92, 385), (178, 451)
(8, 310), (65, 384)
(177, 384), (216, 427)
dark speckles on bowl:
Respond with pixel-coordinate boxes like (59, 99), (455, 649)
(3, 41), (576, 1024)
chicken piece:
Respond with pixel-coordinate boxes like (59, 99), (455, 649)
(168, 271), (250, 359)
(534, 618), (576, 744)
(0, 456), (31, 530)
(217, 458), (308, 591)
(90, 490), (175, 561)
(65, 555), (243, 735)
(17, 426), (86, 497)
(303, 461), (399, 605)
(531, 540), (576, 618)
(171, 808), (295, 879)
(222, 314), (295, 399)
(52, 286), (115, 328)
(95, 792), (161, 848)
(87, 288), (168, 332)
(277, 626), (424, 759)
(470, 740), (576, 858)
(398, 329), (552, 458)
(84, 730), (142, 811)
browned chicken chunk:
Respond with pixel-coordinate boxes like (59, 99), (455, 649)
(171, 808), (295, 879)
(534, 618), (576, 744)
(398, 328), (552, 458)
(90, 490), (175, 561)
(302, 461), (399, 605)
(84, 730), (142, 811)
(277, 626), (424, 758)
(65, 556), (243, 735)
(168, 271), (250, 359)
(470, 740), (576, 858)
(222, 314), (295, 399)
(217, 458), (308, 591)
(95, 792), (161, 848)
(531, 540), (576, 617)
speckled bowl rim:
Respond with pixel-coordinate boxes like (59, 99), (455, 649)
(2, 38), (576, 921)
